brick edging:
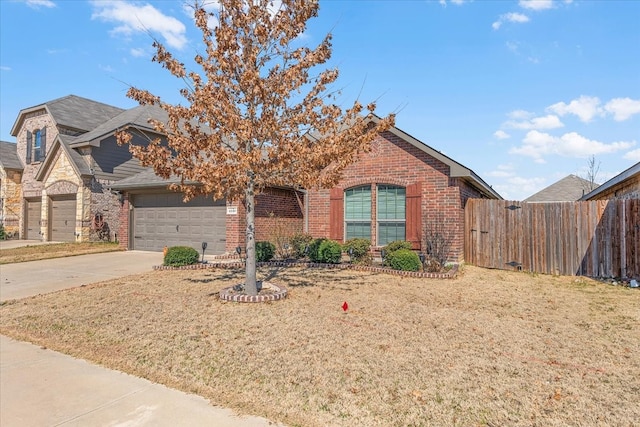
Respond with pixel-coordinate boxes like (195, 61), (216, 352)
(153, 260), (458, 279)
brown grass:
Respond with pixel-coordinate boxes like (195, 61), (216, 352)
(0, 242), (121, 264)
(1, 265), (638, 427)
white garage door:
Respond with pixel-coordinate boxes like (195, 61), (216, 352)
(132, 193), (226, 253)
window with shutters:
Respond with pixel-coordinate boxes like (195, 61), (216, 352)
(377, 185), (406, 245)
(26, 127), (46, 164)
(344, 185), (372, 240)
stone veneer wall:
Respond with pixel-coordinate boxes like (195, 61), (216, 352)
(42, 149), (84, 241)
(0, 169), (22, 236)
(15, 109), (57, 239)
(89, 178), (122, 242)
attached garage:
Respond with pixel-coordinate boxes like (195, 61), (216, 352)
(25, 199), (42, 240)
(131, 193), (226, 253)
(49, 195), (77, 242)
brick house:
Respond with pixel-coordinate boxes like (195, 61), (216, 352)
(580, 162), (640, 201)
(3, 94), (500, 262)
(305, 117), (501, 262)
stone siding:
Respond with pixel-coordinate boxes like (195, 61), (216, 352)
(42, 149), (83, 241)
(0, 169), (22, 236)
(90, 178), (122, 242)
(589, 173), (640, 200)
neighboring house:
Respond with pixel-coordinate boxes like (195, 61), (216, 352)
(6, 94), (171, 242)
(0, 141), (23, 237)
(580, 162), (640, 200)
(5, 94), (501, 262)
(524, 174), (596, 202)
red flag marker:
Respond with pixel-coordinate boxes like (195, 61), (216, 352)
(342, 301), (349, 312)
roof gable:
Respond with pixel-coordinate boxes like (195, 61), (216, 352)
(69, 105), (169, 148)
(35, 135), (92, 182)
(366, 116), (502, 199)
(11, 95), (124, 136)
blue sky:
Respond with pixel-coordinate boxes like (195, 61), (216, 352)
(1, 0), (638, 200)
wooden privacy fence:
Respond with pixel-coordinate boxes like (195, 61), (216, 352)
(465, 199), (639, 278)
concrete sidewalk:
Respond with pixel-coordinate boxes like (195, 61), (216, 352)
(1, 251), (282, 427)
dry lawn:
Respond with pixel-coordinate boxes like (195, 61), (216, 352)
(1, 265), (638, 427)
(0, 242), (121, 264)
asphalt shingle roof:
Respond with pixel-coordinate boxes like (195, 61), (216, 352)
(0, 141), (22, 170)
(524, 174), (596, 202)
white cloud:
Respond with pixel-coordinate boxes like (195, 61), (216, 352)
(519, 0), (554, 11)
(494, 175), (548, 201)
(510, 130), (636, 162)
(439, 0), (466, 6)
(494, 130), (511, 140)
(623, 148), (640, 162)
(492, 12), (529, 30)
(603, 98), (640, 121)
(24, 0), (56, 9)
(503, 114), (564, 130)
(508, 109), (534, 120)
(91, 1), (187, 50)
(546, 95), (602, 123)
(0, 65), (12, 71)
(130, 47), (147, 58)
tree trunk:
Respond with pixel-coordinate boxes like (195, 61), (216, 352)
(244, 176), (258, 296)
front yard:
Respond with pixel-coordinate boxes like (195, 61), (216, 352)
(0, 242), (121, 264)
(1, 265), (638, 426)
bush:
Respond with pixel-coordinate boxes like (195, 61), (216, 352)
(164, 246), (199, 266)
(307, 238), (327, 263)
(0, 224), (5, 240)
(343, 238), (372, 264)
(382, 240), (413, 266)
(383, 240), (413, 254)
(290, 233), (314, 259)
(318, 239), (343, 264)
(256, 241), (276, 262)
(386, 249), (422, 272)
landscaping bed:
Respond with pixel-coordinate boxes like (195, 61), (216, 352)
(1, 266), (638, 426)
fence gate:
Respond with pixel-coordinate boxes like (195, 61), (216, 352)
(464, 199), (639, 278)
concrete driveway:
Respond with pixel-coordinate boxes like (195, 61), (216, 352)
(1, 250), (281, 427)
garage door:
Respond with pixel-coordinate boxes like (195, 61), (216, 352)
(25, 199), (42, 240)
(50, 195), (77, 242)
(132, 193), (226, 253)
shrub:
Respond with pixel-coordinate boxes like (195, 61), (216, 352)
(383, 240), (413, 254)
(307, 238), (327, 263)
(343, 238), (372, 264)
(164, 246), (199, 266)
(256, 241), (276, 262)
(290, 233), (314, 259)
(318, 239), (343, 264)
(382, 240), (413, 266)
(386, 249), (421, 272)
(0, 224), (5, 240)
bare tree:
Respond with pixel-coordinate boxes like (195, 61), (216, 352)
(117, 0), (394, 295)
(583, 155), (601, 193)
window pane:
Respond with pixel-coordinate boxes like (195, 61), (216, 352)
(378, 222), (406, 246)
(345, 186), (371, 220)
(346, 222), (372, 240)
(33, 130), (41, 161)
(378, 185), (405, 220)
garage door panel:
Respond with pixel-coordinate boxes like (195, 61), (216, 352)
(26, 200), (42, 240)
(50, 197), (76, 242)
(132, 194), (226, 253)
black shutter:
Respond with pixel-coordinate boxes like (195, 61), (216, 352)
(40, 127), (47, 161)
(26, 131), (32, 164)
